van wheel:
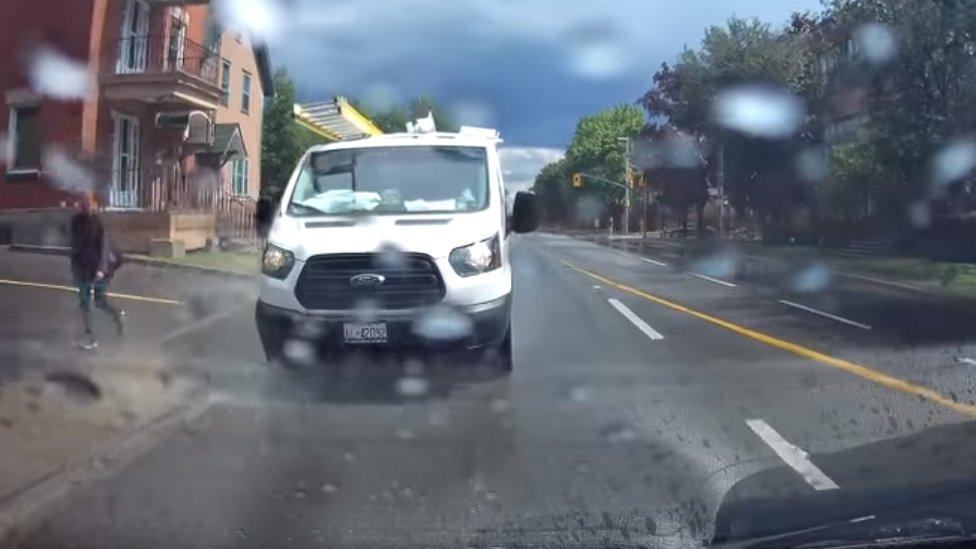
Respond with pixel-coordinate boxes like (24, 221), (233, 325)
(497, 327), (514, 372)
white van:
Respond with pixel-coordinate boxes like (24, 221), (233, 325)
(254, 125), (538, 371)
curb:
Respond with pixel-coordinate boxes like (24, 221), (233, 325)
(7, 244), (257, 280)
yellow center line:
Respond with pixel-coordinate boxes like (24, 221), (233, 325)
(0, 278), (184, 306)
(561, 260), (976, 418)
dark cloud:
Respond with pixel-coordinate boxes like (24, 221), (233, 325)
(267, 0), (821, 149)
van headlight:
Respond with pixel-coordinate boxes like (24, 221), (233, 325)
(449, 234), (501, 277)
(262, 244), (295, 279)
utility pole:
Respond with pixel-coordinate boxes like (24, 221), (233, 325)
(618, 136), (631, 235)
(717, 142), (725, 239)
(642, 175), (649, 240)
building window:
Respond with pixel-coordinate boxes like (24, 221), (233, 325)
(241, 71), (252, 114)
(232, 157), (249, 195)
(7, 105), (41, 173)
(220, 60), (231, 107)
(110, 113), (141, 208)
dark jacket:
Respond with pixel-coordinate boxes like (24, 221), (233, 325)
(70, 212), (108, 283)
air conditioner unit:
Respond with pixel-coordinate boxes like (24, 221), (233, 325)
(155, 110), (214, 146)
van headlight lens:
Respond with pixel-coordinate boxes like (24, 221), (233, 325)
(262, 244), (295, 279)
(449, 234), (501, 277)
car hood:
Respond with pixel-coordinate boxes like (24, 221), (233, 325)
(267, 211), (501, 261)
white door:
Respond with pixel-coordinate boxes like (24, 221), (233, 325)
(111, 114), (141, 208)
(117, 0), (149, 73)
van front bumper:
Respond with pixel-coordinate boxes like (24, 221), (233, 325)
(255, 295), (511, 358)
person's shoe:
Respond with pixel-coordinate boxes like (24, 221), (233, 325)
(114, 310), (126, 337)
(77, 339), (99, 351)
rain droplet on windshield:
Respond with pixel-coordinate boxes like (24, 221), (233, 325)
(412, 306), (473, 341)
(563, 20), (628, 80)
(691, 252), (739, 279)
(352, 298), (380, 323)
(395, 376), (429, 398)
(931, 139), (976, 187)
(853, 23), (898, 65)
(28, 47), (91, 100)
(42, 147), (97, 193)
(282, 339), (316, 366)
(713, 85), (805, 139)
(795, 147), (828, 183)
(791, 264), (831, 293)
(212, 0), (285, 44)
(450, 100), (495, 127)
(376, 242), (408, 270)
(908, 200), (932, 228)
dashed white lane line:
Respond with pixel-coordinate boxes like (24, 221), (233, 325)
(778, 299), (872, 331)
(641, 257), (668, 267)
(688, 272), (737, 287)
(957, 357), (976, 366)
(607, 298), (664, 340)
(746, 419), (839, 491)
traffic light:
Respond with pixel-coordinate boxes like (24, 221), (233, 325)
(572, 173), (582, 188)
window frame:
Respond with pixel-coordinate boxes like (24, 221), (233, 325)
(6, 104), (42, 176)
(241, 70), (252, 115)
(232, 157), (249, 195)
(220, 60), (232, 107)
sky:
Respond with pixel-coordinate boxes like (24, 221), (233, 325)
(249, 0), (823, 191)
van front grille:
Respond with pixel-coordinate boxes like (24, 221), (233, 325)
(295, 253), (445, 310)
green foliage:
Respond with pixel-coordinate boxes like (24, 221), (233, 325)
(359, 95), (459, 133)
(565, 104), (644, 200)
(260, 68), (329, 199)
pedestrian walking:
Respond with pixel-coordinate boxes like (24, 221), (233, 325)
(70, 192), (124, 350)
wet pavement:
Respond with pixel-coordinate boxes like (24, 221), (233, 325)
(3, 234), (976, 547)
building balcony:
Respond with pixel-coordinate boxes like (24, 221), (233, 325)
(100, 35), (223, 109)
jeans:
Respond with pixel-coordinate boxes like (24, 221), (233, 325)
(77, 279), (122, 337)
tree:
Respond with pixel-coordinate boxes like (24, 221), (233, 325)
(532, 158), (570, 223)
(639, 17), (814, 239)
(358, 95), (459, 133)
(260, 68), (328, 200)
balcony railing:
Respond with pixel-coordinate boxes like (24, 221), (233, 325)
(107, 34), (221, 86)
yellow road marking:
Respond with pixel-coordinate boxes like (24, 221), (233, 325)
(562, 261), (976, 418)
(0, 278), (183, 306)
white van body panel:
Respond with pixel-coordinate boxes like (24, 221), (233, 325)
(258, 132), (512, 315)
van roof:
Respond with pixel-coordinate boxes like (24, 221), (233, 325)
(306, 127), (502, 154)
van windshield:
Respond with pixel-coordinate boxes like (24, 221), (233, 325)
(287, 146), (489, 216)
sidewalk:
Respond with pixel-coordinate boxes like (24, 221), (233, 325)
(553, 228), (976, 302)
(0, 344), (208, 542)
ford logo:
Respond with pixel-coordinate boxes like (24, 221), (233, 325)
(350, 273), (386, 288)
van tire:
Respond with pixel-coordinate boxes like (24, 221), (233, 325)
(498, 327), (514, 372)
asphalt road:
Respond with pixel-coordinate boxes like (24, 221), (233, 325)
(5, 233), (976, 548)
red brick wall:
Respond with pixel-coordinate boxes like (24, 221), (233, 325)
(0, 0), (97, 209)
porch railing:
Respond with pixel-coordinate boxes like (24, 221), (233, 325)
(108, 34), (221, 86)
(106, 167), (258, 243)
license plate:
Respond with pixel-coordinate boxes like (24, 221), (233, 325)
(343, 322), (388, 344)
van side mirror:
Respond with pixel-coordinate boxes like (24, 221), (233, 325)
(256, 196), (275, 238)
(511, 192), (538, 234)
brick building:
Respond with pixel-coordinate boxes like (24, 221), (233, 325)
(0, 0), (273, 252)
